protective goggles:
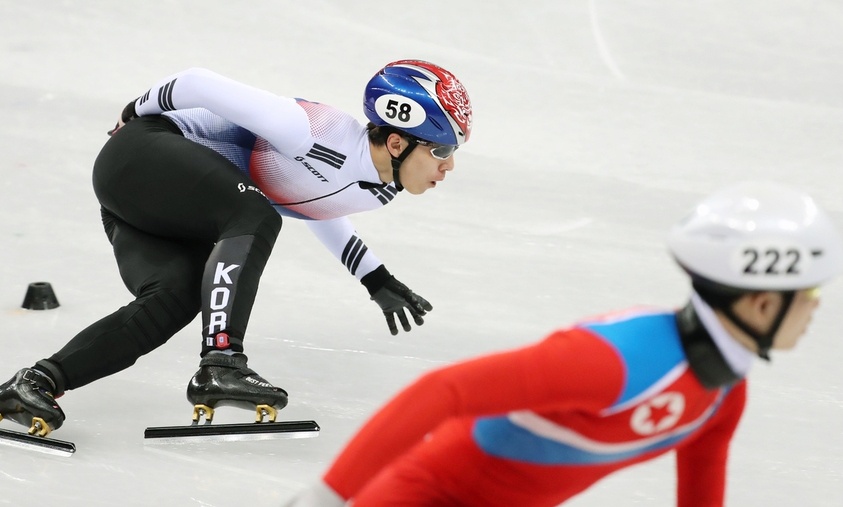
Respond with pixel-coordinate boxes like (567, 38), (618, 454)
(413, 139), (458, 160)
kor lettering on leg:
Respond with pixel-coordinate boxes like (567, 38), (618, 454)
(208, 262), (240, 337)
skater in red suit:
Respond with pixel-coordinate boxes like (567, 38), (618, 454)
(0, 60), (472, 437)
(284, 181), (842, 507)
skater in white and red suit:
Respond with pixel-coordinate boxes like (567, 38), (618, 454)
(0, 60), (472, 436)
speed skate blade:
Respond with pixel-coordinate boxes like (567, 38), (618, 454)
(0, 427), (76, 456)
(143, 420), (320, 443)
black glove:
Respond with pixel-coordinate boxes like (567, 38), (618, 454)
(362, 265), (433, 335)
(107, 99), (139, 136)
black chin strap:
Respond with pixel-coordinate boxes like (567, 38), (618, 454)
(390, 142), (418, 192)
(720, 291), (796, 361)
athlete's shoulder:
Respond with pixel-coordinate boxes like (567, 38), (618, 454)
(574, 306), (685, 369)
(538, 308), (680, 368)
(575, 307), (678, 344)
(575, 305), (672, 326)
(288, 98), (367, 153)
(295, 98), (365, 129)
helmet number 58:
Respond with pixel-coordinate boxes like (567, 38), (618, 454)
(385, 99), (412, 122)
(375, 94), (426, 128)
(743, 247), (800, 275)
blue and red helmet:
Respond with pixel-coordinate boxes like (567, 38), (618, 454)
(364, 60), (472, 147)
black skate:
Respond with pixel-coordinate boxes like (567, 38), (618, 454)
(0, 368), (75, 456)
(144, 353), (318, 443)
(0, 368), (65, 436)
(186, 353), (288, 424)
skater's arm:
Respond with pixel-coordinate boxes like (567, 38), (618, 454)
(675, 381), (746, 507)
(305, 218), (384, 280)
(323, 329), (625, 500)
(132, 67), (311, 154)
(306, 219), (430, 334)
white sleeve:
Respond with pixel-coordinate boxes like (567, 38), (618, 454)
(133, 67), (310, 154)
(305, 218), (383, 281)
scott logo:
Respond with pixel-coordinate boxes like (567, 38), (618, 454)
(295, 156), (329, 182)
(237, 182), (266, 197)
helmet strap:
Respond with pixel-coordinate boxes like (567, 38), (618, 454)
(390, 141), (418, 192)
(676, 302), (742, 388)
(720, 291), (796, 361)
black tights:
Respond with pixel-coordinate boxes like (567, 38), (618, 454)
(40, 116), (282, 391)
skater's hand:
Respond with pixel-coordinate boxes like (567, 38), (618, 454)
(107, 99), (139, 136)
(362, 265), (432, 335)
(371, 277), (431, 335)
(371, 277), (432, 335)
(281, 481), (346, 507)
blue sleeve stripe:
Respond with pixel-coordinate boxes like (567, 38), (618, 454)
(472, 406), (716, 465)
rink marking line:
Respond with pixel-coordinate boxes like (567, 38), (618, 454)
(0, 469), (27, 482)
(589, 0), (627, 82)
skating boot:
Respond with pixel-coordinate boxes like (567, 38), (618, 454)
(0, 368), (65, 437)
(186, 353), (288, 424)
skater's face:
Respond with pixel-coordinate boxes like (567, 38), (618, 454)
(729, 288), (822, 353)
(770, 287), (821, 351)
(401, 144), (455, 195)
(388, 134), (456, 195)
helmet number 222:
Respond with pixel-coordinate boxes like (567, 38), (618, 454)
(742, 247), (800, 275)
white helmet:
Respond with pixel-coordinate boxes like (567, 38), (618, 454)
(668, 181), (843, 291)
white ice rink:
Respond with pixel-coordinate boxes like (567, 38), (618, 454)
(2, 1), (843, 505)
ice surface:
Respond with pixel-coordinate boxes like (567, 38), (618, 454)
(2, 1), (842, 505)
